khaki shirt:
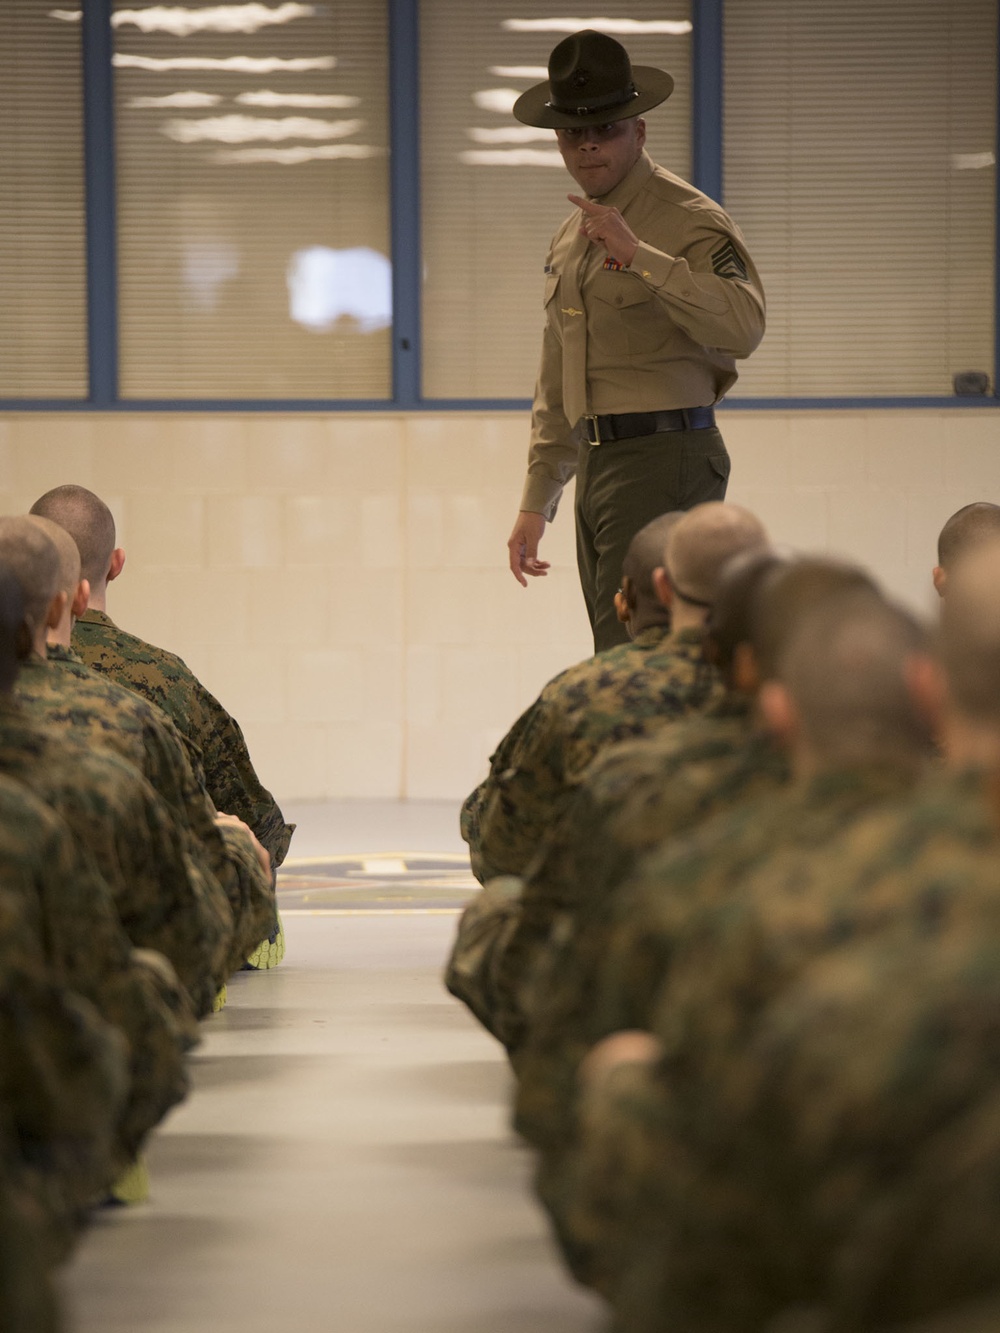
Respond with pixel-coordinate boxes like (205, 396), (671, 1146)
(522, 150), (766, 518)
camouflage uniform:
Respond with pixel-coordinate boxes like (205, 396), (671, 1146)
(516, 764), (921, 1289)
(21, 648), (276, 979)
(0, 882), (127, 1267)
(576, 768), (1000, 1331)
(446, 626), (719, 1033)
(492, 692), (789, 1052)
(0, 1135), (62, 1333)
(0, 769), (191, 1172)
(463, 625), (720, 883)
(73, 608), (294, 867)
(0, 696), (233, 1018)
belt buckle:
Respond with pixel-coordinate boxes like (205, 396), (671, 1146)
(583, 414), (601, 447)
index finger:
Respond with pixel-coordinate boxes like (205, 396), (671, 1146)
(568, 193), (601, 214)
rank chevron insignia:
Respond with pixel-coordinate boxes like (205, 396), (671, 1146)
(711, 239), (749, 281)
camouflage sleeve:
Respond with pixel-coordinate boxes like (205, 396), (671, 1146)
(461, 700), (542, 882)
(0, 887), (129, 1253)
(214, 823), (279, 974)
(474, 699), (569, 882)
(443, 877), (523, 1043)
(187, 679), (293, 868)
(0, 1137), (64, 1331)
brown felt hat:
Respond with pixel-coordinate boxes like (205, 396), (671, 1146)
(512, 29), (674, 129)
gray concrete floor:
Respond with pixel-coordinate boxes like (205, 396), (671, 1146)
(61, 804), (604, 1333)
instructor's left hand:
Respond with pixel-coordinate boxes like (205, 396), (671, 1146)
(569, 194), (639, 267)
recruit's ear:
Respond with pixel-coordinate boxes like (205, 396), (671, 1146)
(757, 679), (799, 750)
(651, 566), (673, 610)
(44, 591), (68, 632)
(106, 547), (126, 585)
(905, 652), (948, 744)
(70, 578), (90, 620)
(931, 565), (947, 599)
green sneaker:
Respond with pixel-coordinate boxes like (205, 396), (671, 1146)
(212, 983), (227, 1012)
(104, 1156), (149, 1206)
(243, 913), (285, 971)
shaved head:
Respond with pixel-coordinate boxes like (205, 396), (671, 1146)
(937, 503), (1000, 570)
(26, 515), (81, 600)
(752, 557), (880, 681)
(939, 537), (1000, 723)
(665, 503), (769, 607)
(777, 592), (932, 767)
(0, 516), (61, 635)
(0, 563), (25, 693)
(707, 547), (786, 680)
(30, 484), (116, 586)
(622, 512), (682, 601)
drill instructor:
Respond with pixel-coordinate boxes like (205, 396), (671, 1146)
(506, 30), (765, 651)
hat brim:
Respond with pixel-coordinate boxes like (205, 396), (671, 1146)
(512, 66), (674, 129)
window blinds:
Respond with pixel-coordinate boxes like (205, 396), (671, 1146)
(419, 1), (693, 400)
(0, 2), (88, 398)
(113, 0), (390, 399)
(725, 0), (997, 399)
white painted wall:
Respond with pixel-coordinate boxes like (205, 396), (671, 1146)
(2, 407), (997, 801)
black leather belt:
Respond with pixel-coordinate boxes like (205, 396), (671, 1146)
(582, 406), (715, 446)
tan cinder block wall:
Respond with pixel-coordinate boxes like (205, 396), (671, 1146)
(1, 408), (997, 801)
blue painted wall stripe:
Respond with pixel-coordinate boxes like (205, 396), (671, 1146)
(388, 0), (423, 407)
(81, 0), (118, 406)
(691, 0), (724, 202)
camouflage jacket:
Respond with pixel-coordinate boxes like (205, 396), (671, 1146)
(22, 648), (275, 974)
(0, 1126), (64, 1332)
(0, 770), (192, 1168)
(72, 609), (293, 867)
(465, 625), (721, 884)
(492, 692), (789, 1052)
(606, 774), (1000, 1333)
(568, 766), (997, 1328)
(514, 764), (923, 1293)
(0, 879), (127, 1260)
(0, 698), (233, 1019)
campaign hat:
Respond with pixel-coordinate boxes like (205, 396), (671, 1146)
(512, 29), (674, 129)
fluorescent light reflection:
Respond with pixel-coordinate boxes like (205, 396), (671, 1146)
(130, 91), (222, 108)
(287, 246), (392, 333)
(460, 148), (563, 167)
(50, 4), (317, 35)
(161, 114), (363, 144)
(490, 65), (548, 77)
(114, 54), (335, 72)
(953, 151), (996, 170)
(214, 143), (381, 164)
(502, 18), (692, 35)
(236, 91), (359, 109)
(468, 126), (553, 143)
(473, 88), (521, 114)
(183, 240), (240, 310)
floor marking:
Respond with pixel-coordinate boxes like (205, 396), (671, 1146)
(281, 907), (463, 918)
(279, 851), (470, 868)
(361, 857), (408, 875)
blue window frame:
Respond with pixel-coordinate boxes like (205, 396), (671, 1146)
(3, 0), (998, 411)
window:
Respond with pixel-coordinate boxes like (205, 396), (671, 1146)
(419, 1), (693, 400)
(0, 2), (88, 398)
(113, 0), (391, 399)
(725, 0), (997, 398)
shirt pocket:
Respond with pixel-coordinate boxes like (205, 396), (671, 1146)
(589, 270), (651, 312)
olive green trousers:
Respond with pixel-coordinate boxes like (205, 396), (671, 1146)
(575, 425), (730, 652)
